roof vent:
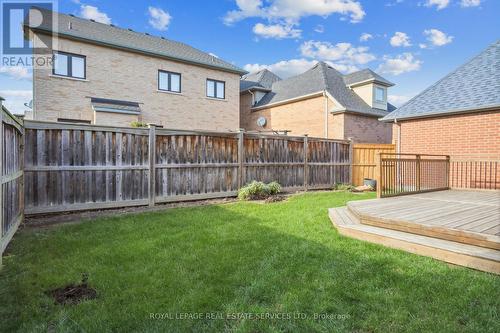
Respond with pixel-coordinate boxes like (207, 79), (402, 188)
(68, 21), (73, 30)
(69, 14), (75, 17)
(128, 28), (134, 32)
(160, 36), (166, 40)
(110, 24), (115, 27)
(145, 32), (150, 36)
(90, 19), (95, 22)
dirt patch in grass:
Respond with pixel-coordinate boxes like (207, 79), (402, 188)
(47, 275), (97, 305)
(264, 195), (287, 203)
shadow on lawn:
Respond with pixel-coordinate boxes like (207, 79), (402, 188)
(1, 201), (499, 333)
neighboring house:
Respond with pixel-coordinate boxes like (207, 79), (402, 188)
(381, 40), (500, 160)
(240, 62), (396, 143)
(25, 8), (246, 130)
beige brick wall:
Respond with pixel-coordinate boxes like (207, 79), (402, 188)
(240, 94), (391, 142)
(33, 33), (240, 131)
(392, 110), (500, 159)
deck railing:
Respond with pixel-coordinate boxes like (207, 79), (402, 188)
(450, 160), (500, 190)
(377, 153), (450, 198)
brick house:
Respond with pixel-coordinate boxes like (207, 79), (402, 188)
(381, 40), (500, 160)
(25, 8), (246, 130)
(240, 62), (396, 143)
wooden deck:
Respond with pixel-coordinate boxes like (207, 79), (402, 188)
(329, 190), (500, 274)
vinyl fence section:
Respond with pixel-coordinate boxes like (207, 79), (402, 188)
(1, 106), (24, 260)
(24, 121), (352, 214)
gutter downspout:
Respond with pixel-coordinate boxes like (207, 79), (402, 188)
(323, 90), (328, 138)
(248, 90), (255, 106)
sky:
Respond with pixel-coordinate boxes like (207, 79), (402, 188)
(0, 0), (499, 114)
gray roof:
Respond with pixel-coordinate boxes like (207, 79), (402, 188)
(240, 69), (282, 91)
(382, 40), (500, 121)
(27, 8), (246, 75)
(253, 62), (390, 117)
(344, 68), (394, 87)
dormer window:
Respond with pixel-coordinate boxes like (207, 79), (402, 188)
(375, 87), (386, 102)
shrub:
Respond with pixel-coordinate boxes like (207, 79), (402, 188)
(238, 181), (282, 200)
(333, 183), (355, 192)
(130, 121), (148, 128)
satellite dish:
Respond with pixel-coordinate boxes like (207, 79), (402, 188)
(256, 116), (267, 127)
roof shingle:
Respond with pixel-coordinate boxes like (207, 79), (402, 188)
(27, 8), (246, 75)
(251, 62), (391, 117)
(382, 40), (500, 121)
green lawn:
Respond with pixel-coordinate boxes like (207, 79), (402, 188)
(1, 192), (499, 332)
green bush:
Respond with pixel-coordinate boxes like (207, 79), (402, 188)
(238, 181), (282, 200)
(130, 121), (148, 128)
(332, 183), (355, 192)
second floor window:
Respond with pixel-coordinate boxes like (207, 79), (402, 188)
(375, 87), (386, 102)
(158, 70), (181, 93)
(206, 79), (225, 99)
(53, 51), (86, 79)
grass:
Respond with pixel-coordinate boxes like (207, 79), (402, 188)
(0, 191), (499, 332)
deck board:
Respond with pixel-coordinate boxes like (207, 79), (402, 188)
(348, 190), (500, 250)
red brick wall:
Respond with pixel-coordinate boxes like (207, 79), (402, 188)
(393, 110), (500, 160)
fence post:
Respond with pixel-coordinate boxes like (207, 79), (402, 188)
(303, 135), (308, 191)
(148, 124), (156, 207)
(376, 153), (382, 198)
(446, 155), (450, 189)
(348, 138), (354, 185)
(416, 154), (421, 192)
(237, 129), (245, 189)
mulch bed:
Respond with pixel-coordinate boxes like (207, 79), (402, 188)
(47, 283), (97, 305)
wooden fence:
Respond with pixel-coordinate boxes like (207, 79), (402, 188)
(23, 121), (352, 214)
(377, 153), (450, 198)
(1, 105), (24, 263)
(352, 143), (395, 186)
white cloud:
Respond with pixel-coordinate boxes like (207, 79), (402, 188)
(388, 94), (413, 107)
(390, 32), (411, 47)
(148, 6), (172, 31)
(244, 59), (318, 78)
(460, 0), (481, 7)
(244, 58), (360, 79)
(424, 29), (453, 46)
(300, 40), (376, 65)
(0, 90), (32, 115)
(359, 33), (373, 42)
(224, 0), (366, 25)
(424, 0), (449, 10)
(0, 90), (32, 98)
(253, 23), (301, 39)
(419, 43), (428, 49)
(377, 53), (422, 75)
(314, 24), (325, 33)
(79, 5), (111, 24)
(0, 66), (31, 79)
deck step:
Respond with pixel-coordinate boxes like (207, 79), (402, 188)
(346, 201), (500, 250)
(328, 207), (500, 275)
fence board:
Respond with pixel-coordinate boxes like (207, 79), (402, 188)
(352, 143), (395, 186)
(24, 121), (149, 214)
(22, 121), (352, 214)
(1, 106), (24, 262)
